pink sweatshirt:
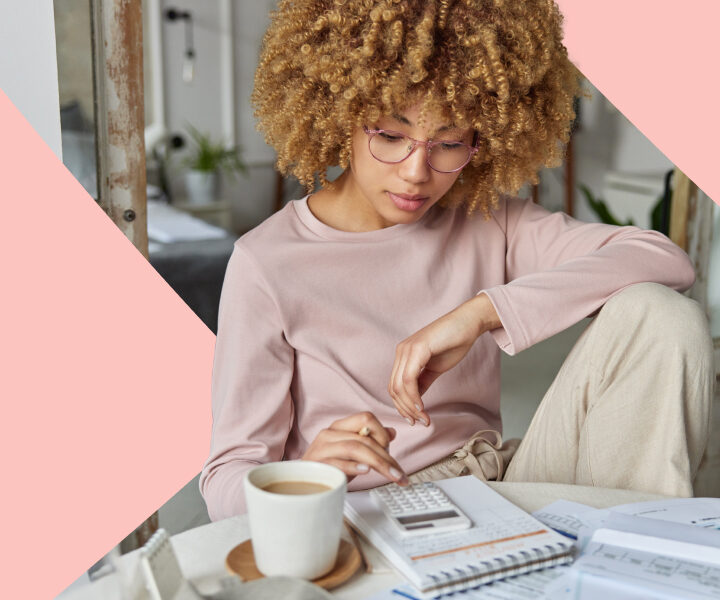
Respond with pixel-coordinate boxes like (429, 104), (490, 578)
(200, 195), (694, 520)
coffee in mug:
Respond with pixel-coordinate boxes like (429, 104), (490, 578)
(244, 460), (347, 580)
(261, 481), (332, 495)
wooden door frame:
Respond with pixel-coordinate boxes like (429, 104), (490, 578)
(669, 169), (719, 373)
(670, 171), (714, 312)
(90, 0), (148, 259)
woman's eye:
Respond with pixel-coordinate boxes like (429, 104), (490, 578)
(379, 132), (404, 142)
(440, 142), (463, 150)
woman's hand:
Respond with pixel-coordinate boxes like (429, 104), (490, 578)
(302, 412), (409, 485)
(389, 293), (501, 426)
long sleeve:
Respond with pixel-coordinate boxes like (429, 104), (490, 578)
(199, 242), (295, 520)
(482, 197), (695, 355)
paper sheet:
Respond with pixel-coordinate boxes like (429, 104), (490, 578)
(545, 568), (683, 600)
(532, 500), (595, 539)
(571, 537), (720, 599)
(539, 498), (720, 600)
(366, 566), (571, 600)
(611, 498), (720, 530)
(146, 200), (228, 242)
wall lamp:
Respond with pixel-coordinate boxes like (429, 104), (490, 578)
(164, 8), (195, 84)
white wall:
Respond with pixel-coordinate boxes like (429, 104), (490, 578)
(155, 0), (279, 232)
(0, 0), (62, 160)
(162, 1), (225, 140)
(538, 79), (673, 226)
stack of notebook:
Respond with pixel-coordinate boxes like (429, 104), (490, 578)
(344, 476), (572, 598)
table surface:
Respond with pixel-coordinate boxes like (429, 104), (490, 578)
(57, 481), (670, 600)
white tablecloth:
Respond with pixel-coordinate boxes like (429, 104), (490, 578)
(56, 481), (669, 599)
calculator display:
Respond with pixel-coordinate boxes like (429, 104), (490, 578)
(397, 510), (459, 525)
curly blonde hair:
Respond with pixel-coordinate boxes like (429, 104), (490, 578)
(252, 0), (581, 217)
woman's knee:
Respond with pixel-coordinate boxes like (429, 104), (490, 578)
(600, 283), (711, 353)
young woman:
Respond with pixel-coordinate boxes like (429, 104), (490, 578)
(200, 0), (714, 521)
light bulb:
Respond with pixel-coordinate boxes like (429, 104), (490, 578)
(183, 50), (195, 84)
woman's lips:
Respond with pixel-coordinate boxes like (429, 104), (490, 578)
(387, 191), (429, 212)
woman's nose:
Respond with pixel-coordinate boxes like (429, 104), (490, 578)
(398, 142), (431, 184)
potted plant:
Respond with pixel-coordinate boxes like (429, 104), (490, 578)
(182, 124), (247, 205)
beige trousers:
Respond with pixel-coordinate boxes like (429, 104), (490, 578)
(409, 283), (715, 497)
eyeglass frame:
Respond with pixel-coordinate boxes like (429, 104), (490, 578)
(362, 125), (480, 173)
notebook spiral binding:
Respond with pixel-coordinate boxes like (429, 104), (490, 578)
(140, 528), (185, 600)
(424, 541), (572, 595)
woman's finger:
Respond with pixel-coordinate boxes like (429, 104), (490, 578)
(311, 428), (408, 481)
(319, 428), (403, 468)
(393, 343), (430, 426)
(307, 435), (408, 485)
(391, 348), (418, 425)
(399, 343), (431, 425)
(320, 458), (373, 480)
(388, 347), (402, 409)
(388, 346), (411, 423)
(328, 412), (393, 448)
(332, 439), (408, 484)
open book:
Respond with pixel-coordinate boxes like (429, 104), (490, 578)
(344, 476), (573, 598)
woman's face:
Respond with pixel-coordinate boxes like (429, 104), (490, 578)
(347, 103), (474, 229)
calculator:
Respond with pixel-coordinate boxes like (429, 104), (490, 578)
(370, 482), (472, 537)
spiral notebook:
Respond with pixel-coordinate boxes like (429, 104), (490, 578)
(344, 476), (573, 599)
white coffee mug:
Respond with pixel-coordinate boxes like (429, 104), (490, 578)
(244, 460), (347, 580)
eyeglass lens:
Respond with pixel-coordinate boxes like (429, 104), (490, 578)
(369, 131), (472, 172)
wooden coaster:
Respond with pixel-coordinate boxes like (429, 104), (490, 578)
(225, 538), (361, 590)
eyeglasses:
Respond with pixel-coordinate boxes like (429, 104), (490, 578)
(362, 126), (479, 173)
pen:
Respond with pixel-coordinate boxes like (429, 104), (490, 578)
(550, 527), (578, 540)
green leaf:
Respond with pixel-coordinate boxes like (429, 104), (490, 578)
(182, 124), (248, 177)
(650, 195), (666, 233)
(578, 184), (634, 227)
